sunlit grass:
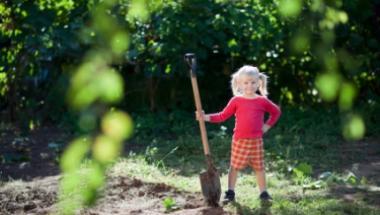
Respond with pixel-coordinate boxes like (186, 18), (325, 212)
(1, 154), (379, 214)
(108, 156), (380, 214)
(109, 156), (201, 192)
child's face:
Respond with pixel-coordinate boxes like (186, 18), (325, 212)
(239, 75), (259, 97)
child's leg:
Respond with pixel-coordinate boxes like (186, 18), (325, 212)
(255, 170), (267, 192)
(228, 166), (238, 190)
(223, 166), (238, 203)
(256, 169), (273, 201)
(249, 138), (266, 192)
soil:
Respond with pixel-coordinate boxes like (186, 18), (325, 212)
(0, 125), (232, 214)
(0, 125), (379, 214)
(0, 125), (67, 181)
(0, 175), (230, 215)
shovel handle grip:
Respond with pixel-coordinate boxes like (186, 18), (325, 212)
(185, 53), (210, 155)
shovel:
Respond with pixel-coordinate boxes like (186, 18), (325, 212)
(184, 53), (221, 207)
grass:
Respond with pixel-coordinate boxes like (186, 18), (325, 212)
(108, 155), (380, 214)
(118, 105), (380, 214)
(1, 104), (379, 214)
(128, 106), (378, 177)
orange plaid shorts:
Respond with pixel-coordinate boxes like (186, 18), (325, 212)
(231, 138), (264, 171)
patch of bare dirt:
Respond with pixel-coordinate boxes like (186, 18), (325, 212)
(0, 175), (231, 215)
(82, 176), (231, 215)
(0, 125), (69, 181)
(329, 185), (380, 207)
(0, 125), (232, 214)
(329, 137), (380, 208)
(0, 176), (59, 214)
(338, 137), (380, 186)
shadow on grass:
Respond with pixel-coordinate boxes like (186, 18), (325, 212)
(123, 140), (232, 176)
(328, 185), (380, 209)
(230, 201), (273, 215)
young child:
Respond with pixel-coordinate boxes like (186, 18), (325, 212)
(196, 65), (281, 203)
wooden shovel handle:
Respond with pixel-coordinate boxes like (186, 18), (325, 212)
(190, 73), (210, 155)
(185, 53), (210, 155)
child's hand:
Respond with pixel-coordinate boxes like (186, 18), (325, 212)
(263, 124), (271, 133)
(195, 110), (210, 121)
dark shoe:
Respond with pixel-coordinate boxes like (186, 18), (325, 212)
(222, 189), (235, 204)
(259, 191), (273, 201)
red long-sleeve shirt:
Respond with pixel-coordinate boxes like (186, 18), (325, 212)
(209, 96), (281, 140)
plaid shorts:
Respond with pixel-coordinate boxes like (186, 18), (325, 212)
(231, 138), (264, 171)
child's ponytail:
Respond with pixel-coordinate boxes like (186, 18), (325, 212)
(258, 73), (268, 96)
(231, 73), (240, 96)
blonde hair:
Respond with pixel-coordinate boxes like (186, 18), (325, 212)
(231, 65), (268, 96)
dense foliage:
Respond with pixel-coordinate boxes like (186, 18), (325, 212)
(1, 0), (379, 117)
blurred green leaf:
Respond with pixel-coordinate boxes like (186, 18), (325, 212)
(291, 31), (310, 53)
(59, 171), (82, 214)
(101, 111), (133, 141)
(343, 114), (365, 140)
(68, 61), (102, 109)
(339, 82), (356, 111)
(127, 0), (149, 22)
(279, 0), (303, 17)
(68, 60), (123, 109)
(60, 137), (91, 172)
(110, 31), (130, 55)
(82, 163), (105, 205)
(315, 73), (341, 101)
(0, 3), (6, 14)
(92, 6), (117, 36)
(97, 69), (124, 103)
(93, 135), (120, 164)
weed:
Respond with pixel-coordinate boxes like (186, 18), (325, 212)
(162, 196), (176, 212)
